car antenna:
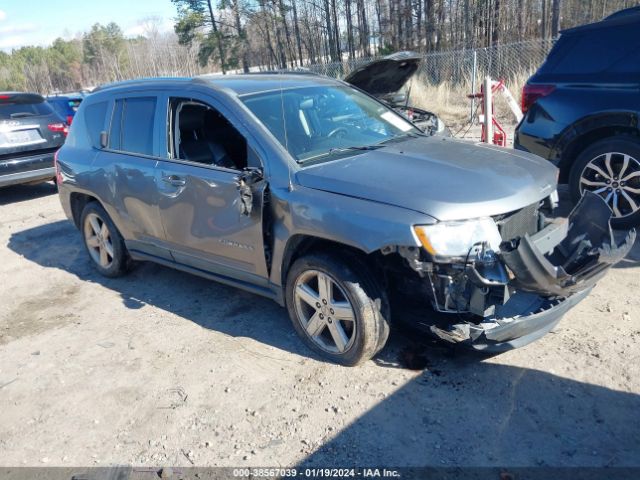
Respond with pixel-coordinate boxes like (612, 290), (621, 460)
(279, 71), (293, 191)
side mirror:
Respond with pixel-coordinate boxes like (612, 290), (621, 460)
(99, 131), (109, 149)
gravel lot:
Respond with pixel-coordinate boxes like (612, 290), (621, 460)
(1, 181), (639, 468)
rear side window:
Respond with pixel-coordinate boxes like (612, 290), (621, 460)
(109, 97), (156, 156)
(84, 101), (108, 148)
(0, 94), (55, 120)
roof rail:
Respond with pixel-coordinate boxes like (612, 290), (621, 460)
(93, 77), (192, 93)
(197, 69), (318, 78)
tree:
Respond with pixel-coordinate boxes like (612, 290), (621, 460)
(172, 0), (228, 73)
(551, 0), (562, 36)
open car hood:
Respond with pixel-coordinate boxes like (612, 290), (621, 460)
(343, 51), (422, 96)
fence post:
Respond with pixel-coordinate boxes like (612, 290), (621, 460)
(470, 49), (478, 123)
(484, 76), (493, 144)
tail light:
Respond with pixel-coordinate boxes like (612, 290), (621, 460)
(48, 122), (69, 137)
(521, 84), (556, 113)
(66, 115), (73, 125)
(53, 149), (63, 184)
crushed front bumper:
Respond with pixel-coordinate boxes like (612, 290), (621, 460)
(428, 192), (635, 351)
(431, 287), (591, 352)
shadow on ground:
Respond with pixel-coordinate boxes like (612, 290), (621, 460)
(6, 219), (455, 366)
(297, 351), (640, 466)
(7, 219), (311, 360)
(7, 220), (640, 468)
(0, 182), (57, 205)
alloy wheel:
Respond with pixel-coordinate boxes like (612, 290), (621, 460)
(293, 270), (356, 354)
(579, 152), (640, 218)
(83, 213), (114, 268)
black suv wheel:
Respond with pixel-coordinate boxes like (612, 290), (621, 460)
(80, 202), (132, 277)
(569, 136), (640, 229)
(285, 253), (389, 366)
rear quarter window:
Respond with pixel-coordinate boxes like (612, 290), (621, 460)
(108, 97), (156, 156)
(84, 101), (108, 149)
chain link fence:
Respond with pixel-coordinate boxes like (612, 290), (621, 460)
(305, 38), (556, 87)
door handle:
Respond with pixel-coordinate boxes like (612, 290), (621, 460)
(162, 174), (186, 187)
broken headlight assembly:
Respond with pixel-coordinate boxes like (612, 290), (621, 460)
(413, 218), (502, 261)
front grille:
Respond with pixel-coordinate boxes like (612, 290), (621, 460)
(496, 203), (539, 242)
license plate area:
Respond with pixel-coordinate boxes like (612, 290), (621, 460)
(0, 128), (45, 148)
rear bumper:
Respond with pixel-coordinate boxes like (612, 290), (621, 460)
(0, 166), (55, 187)
(0, 150), (56, 187)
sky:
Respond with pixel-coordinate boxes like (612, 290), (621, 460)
(0, 0), (177, 52)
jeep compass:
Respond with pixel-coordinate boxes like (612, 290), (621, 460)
(56, 74), (634, 365)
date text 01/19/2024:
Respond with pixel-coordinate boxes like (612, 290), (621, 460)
(231, 468), (401, 478)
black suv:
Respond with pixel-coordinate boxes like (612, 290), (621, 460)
(514, 6), (640, 228)
(0, 92), (66, 188)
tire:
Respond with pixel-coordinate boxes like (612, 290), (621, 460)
(569, 135), (640, 229)
(285, 252), (390, 366)
(80, 202), (131, 277)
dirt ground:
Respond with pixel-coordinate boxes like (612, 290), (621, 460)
(1, 181), (639, 468)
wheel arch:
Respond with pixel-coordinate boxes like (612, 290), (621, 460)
(279, 234), (374, 292)
(69, 192), (101, 228)
(555, 112), (639, 183)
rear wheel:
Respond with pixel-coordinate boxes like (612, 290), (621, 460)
(80, 202), (131, 277)
(569, 136), (640, 229)
(285, 253), (389, 366)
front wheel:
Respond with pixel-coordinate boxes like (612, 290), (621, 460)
(569, 136), (640, 229)
(285, 253), (389, 366)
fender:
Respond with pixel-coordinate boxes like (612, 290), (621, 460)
(553, 110), (639, 176)
(268, 184), (435, 289)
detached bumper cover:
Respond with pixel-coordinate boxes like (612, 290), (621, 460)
(430, 192), (635, 351)
(500, 191), (635, 297)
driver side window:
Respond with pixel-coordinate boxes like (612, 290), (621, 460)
(169, 98), (258, 171)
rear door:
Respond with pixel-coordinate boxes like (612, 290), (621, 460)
(98, 94), (171, 260)
(154, 93), (270, 285)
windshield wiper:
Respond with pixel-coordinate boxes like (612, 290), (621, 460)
(299, 144), (384, 163)
(10, 112), (37, 118)
(379, 131), (427, 144)
(328, 144), (385, 154)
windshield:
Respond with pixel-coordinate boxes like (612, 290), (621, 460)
(241, 85), (421, 163)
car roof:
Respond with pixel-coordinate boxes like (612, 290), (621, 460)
(93, 73), (342, 97)
(561, 6), (640, 34)
(0, 92), (45, 101)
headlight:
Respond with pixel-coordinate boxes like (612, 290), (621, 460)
(413, 218), (502, 258)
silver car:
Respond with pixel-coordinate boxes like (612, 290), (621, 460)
(55, 74), (634, 365)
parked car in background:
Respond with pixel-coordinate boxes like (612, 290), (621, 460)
(46, 92), (85, 125)
(514, 6), (640, 228)
(343, 52), (449, 136)
(0, 92), (67, 188)
(56, 74), (633, 365)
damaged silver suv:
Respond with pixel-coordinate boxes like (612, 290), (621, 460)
(56, 74), (635, 365)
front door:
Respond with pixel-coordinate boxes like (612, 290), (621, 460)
(155, 97), (269, 286)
